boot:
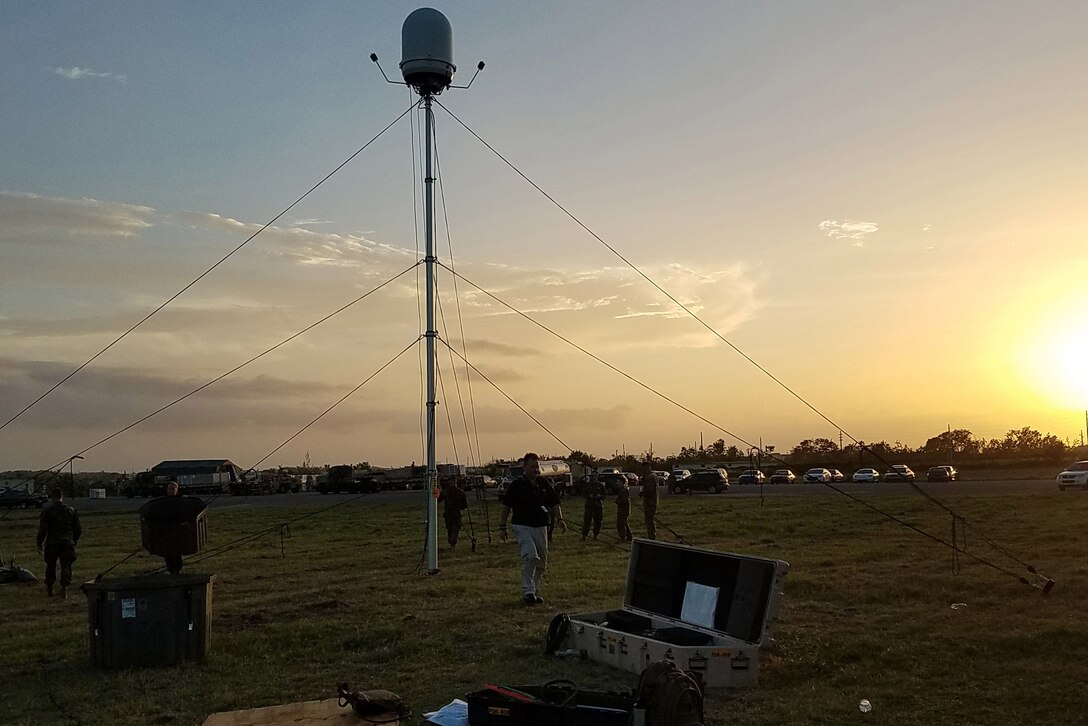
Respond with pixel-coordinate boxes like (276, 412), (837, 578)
(46, 583), (53, 597)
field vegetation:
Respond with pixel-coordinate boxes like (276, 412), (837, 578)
(2, 486), (1086, 725)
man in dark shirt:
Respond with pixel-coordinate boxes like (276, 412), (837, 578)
(36, 488), (81, 599)
(498, 452), (566, 605)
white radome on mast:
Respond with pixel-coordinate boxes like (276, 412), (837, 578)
(371, 9), (482, 575)
(400, 8), (456, 94)
(402, 7), (453, 575)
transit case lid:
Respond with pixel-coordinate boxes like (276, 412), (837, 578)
(622, 539), (788, 646)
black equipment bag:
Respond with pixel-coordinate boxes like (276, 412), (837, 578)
(466, 679), (634, 726)
(636, 660), (705, 726)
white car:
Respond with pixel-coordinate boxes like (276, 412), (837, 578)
(651, 470), (670, 482)
(803, 467), (832, 483)
(852, 468), (881, 482)
(1057, 461), (1088, 491)
(672, 469), (692, 482)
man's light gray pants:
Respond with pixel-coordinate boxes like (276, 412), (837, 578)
(512, 524), (549, 596)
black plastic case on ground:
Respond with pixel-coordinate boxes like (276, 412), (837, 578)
(465, 682), (634, 726)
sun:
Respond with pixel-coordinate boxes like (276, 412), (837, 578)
(1014, 312), (1088, 407)
(1051, 323), (1088, 402)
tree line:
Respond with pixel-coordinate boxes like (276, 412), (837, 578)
(563, 426), (1085, 473)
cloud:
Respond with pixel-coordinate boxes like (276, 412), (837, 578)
(173, 211), (415, 268)
(454, 339), (543, 357)
(51, 66), (126, 83)
(0, 192), (154, 243)
(818, 219), (879, 246)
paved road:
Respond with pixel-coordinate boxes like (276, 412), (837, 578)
(44, 476), (1064, 515)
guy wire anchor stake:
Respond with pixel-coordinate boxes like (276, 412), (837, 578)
(1023, 564), (1055, 594)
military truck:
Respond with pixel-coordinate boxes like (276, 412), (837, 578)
(316, 465), (380, 494)
(125, 459), (240, 498)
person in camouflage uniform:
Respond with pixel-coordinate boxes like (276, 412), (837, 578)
(615, 478), (632, 542)
(639, 469), (659, 540)
(439, 479), (469, 549)
(581, 473), (604, 541)
(36, 488), (81, 599)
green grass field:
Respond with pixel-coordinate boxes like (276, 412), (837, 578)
(2, 488), (1086, 725)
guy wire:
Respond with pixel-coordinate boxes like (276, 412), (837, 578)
(1, 100), (419, 434)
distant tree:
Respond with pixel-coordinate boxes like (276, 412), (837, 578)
(982, 427), (1067, 458)
(791, 438), (839, 458)
(922, 429), (981, 457)
(708, 439), (726, 457)
(677, 445), (700, 462)
(567, 450), (596, 467)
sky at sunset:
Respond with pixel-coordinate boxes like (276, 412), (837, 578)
(2, 2), (1087, 474)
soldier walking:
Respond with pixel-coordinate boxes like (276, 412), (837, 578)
(439, 480), (469, 549)
(615, 478), (632, 542)
(581, 473), (604, 541)
(36, 488), (81, 599)
(640, 468), (659, 540)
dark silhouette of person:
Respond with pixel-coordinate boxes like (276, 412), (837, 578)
(581, 474), (604, 541)
(438, 480), (469, 548)
(640, 469), (659, 540)
(36, 488), (81, 598)
(163, 481), (183, 574)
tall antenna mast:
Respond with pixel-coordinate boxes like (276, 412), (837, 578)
(373, 8), (483, 575)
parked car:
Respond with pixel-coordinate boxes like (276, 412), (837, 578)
(852, 468), (881, 482)
(0, 487), (48, 509)
(768, 469), (796, 484)
(672, 469), (692, 482)
(926, 465), (958, 482)
(803, 467), (832, 483)
(737, 469), (766, 485)
(829, 469), (845, 482)
(670, 469), (729, 494)
(651, 470), (670, 482)
(1056, 461), (1088, 491)
(883, 464), (916, 482)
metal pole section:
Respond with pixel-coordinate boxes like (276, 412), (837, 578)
(424, 94), (439, 574)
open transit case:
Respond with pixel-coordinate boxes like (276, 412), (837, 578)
(554, 539), (788, 687)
